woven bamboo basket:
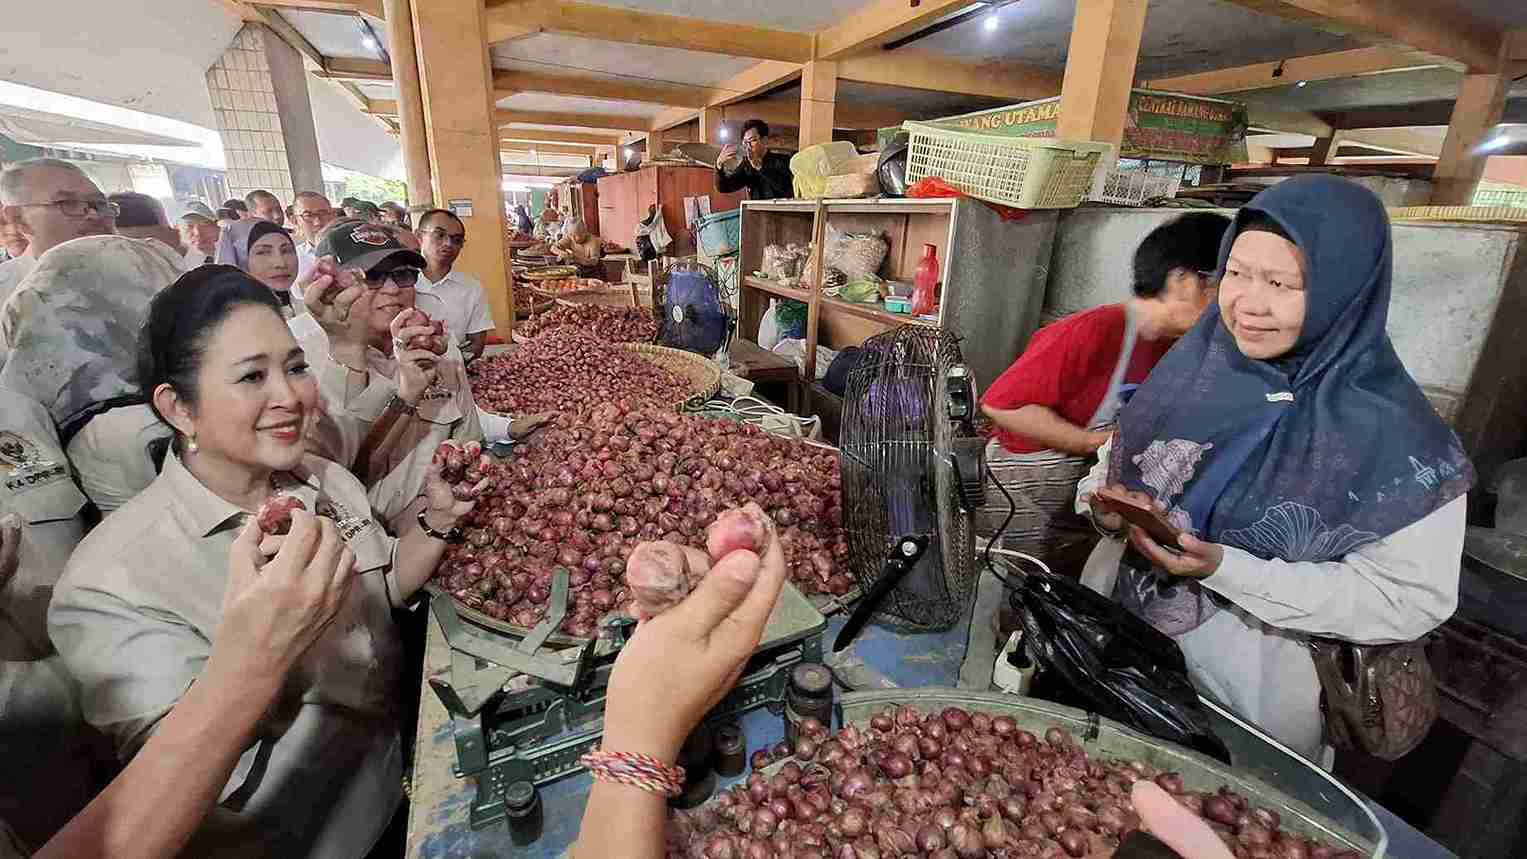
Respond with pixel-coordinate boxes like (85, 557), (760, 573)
(622, 342), (722, 407)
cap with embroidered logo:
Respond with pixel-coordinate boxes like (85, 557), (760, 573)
(313, 218), (426, 273)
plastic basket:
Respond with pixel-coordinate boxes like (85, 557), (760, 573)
(1089, 169), (1183, 206)
(903, 120), (1112, 209)
(695, 208), (741, 257)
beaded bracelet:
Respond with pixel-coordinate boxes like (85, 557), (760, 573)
(580, 749), (685, 797)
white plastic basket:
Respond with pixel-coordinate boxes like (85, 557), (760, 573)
(1089, 169), (1183, 206)
(903, 120), (1113, 209)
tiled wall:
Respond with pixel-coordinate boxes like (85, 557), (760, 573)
(205, 25), (295, 201)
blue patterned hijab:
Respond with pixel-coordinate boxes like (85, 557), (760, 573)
(1108, 176), (1473, 634)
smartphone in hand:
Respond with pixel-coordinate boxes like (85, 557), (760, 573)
(1092, 487), (1184, 552)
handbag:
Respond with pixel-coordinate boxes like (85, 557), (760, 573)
(1308, 638), (1438, 761)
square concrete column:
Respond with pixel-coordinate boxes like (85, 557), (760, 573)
(206, 24), (323, 201)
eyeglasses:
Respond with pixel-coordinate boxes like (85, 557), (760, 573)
(295, 209), (333, 222)
(364, 267), (420, 288)
(18, 198), (120, 218)
(423, 228), (467, 247)
(742, 135), (762, 144)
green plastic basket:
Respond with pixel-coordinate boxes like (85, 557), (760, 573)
(903, 120), (1112, 210)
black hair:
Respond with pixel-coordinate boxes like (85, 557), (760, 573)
(109, 192), (168, 228)
(137, 266), (282, 431)
(221, 199), (249, 213)
(1237, 210), (1294, 243)
(417, 207), (463, 231)
(1131, 211), (1233, 298)
(741, 119), (770, 140)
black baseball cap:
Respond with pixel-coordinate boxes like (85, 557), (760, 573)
(314, 218), (426, 272)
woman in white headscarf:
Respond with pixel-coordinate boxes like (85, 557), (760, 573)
(0, 235), (179, 513)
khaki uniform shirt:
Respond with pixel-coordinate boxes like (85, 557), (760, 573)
(48, 452), (404, 859)
(296, 326), (483, 531)
(64, 403), (171, 516)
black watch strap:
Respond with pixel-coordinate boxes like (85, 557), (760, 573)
(417, 509), (463, 543)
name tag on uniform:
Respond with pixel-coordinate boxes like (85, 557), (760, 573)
(0, 431), (69, 493)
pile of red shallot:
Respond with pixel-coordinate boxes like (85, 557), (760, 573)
(432, 404), (849, 637)
(671, 705), (1361, 859)
(467, 329), (693, 415)
(513, 283), (544, 314)
(518, 304), (659, 344)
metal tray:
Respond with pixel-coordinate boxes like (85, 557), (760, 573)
(832, 690), (1385, 857)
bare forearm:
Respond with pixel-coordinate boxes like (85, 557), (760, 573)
(572, 782), (666, 859)
(983, 403), (1105, 455)
(392, 497), (451, 603)
(36, 663), (278, 859)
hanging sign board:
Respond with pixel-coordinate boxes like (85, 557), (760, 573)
(927, 90), (1249, 165)
(448, 198), (474, 218)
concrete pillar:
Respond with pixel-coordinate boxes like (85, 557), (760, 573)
(413, 0), (514, 333)
(206, 24), (322, 201)
(1056, 0), (1149, 168)
(384, 0), (432, 209)
(799, 60), (839, 148)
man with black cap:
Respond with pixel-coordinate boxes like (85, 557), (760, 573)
(174, 201), (219, 268)
(294, 218), (483, 530)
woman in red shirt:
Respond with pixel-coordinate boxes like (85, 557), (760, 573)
(978, 212), (1229, 556)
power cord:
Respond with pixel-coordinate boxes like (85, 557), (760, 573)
(698, 395), (822, 437)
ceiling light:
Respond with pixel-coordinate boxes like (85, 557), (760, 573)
(361, 36), (377, 50)
(983, 15), (999, 32)
(1296, 80), (1308, 88)
(624, 147), (635, 157)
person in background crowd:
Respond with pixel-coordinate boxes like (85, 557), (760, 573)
(0, 208), (26, 261)
(416, 208), (494, 362)
(340, 196), (361, 217)
(0, 159), (119, 309)
(354, 200), (381, 223)
(245, 189), (283, 225)
(534, 204), (561, 239)
(715, 119), (793, 200)
(1, 236), (177, 516)
(511, 203), (534, 236)
(50, 268), (478, 858)
(294, 218), (483, 531)
(220, 198), (248, 220)
(1080, 177), (1468, 760)
(108, 193), (186, 260)
(215, 219), (299, 316)
(550, 216), (603, 269)
(290, 191), (337, 296)
(386, 224), (421, 252)
(175, 201), (220, 268)
(379, 201), (409, 228)
(284, 203), (296, 230)
(0, 388), (101, 851)
(975, 213), (1230, 558)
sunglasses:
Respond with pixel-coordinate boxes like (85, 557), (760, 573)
(364, 267), (420, 288)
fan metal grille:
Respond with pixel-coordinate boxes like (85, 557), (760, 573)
(840, 325), (977, 631)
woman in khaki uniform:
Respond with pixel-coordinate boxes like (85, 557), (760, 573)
(292, 219), (483, 534)
(48, 269), (481, 859)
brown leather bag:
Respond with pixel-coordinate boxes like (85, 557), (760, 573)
(1309, 638), (1438, 761)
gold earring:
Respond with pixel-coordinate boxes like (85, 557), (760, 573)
(186, 433), (198, 454)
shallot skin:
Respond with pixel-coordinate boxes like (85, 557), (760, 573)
(256, 495), (307, 535)
(625, 540), (691, 619)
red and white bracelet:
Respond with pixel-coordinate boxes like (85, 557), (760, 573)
(580, 749), (686, 797)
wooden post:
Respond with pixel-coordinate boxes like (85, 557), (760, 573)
(1308, 135), (1336, 166)
(412, 0), (514, 334)
(699, 108), (723, 145)
(384, 0), (432, 209)
(1056, 0), (1148, 164)
(1430, 66), (1509, 205)
(799, 60), (839, 148)
(644, 131), (664, 160)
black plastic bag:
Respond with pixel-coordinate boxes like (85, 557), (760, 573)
(1014, 569), (1230, 762)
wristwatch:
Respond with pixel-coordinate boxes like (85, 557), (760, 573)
(387, 392), (418, 416)
(417, 509), (464, 543)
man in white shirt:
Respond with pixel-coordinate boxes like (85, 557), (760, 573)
(290, 191), (336, 301)
(415, 208), (495, 361)
(174, 201), (219, 268)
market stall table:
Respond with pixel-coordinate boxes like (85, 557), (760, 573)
(728, 338), (803, 414)
(404, 598), (1453, 859)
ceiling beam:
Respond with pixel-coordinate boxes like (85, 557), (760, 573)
(1213, 0), (1501, 71)
(494, 109), (651, 132)
(482, 0), (813, 62)
(493, 69), (710, 108)
(838, 50), (1061, 101)
(501, 129), (620, 146)
(318, 56), (393, 81)
(815, 0), (973, 60)
(1139, 47), (1438, 95)
(248, 0), (383, 17)
(731, 96), (909, 131)
(1321, 99), (1527, 129)
(500, 144), (597, 157)
(647, 61), (807, 132)
(1247, 108), (1333, 137)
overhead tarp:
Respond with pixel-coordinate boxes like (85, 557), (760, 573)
(0, 103), (198, 149)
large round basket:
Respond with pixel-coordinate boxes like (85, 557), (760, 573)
(622, 342), (722, 407)
(521, 265), (579, 282)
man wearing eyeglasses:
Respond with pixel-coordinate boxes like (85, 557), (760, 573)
(715, 119), (794, 200)
(0, 159), (118, 361)
(415, 208), (494, 362)
(290, 191), (338, 300)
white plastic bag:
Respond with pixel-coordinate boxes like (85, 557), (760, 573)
(757, 299), (782, 350)
(772, 338), (838, 381)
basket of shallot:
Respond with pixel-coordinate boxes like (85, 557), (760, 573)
(670, 689), (1383, 859)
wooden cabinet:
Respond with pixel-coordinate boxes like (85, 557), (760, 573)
(738, 198), (1059, 393)
(560, 179), (600, 239)
(596, 166), (746, 257)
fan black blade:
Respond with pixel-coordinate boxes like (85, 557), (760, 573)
(832, 534), (930, 653)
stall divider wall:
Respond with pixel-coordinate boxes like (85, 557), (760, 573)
(1043, 208), (1527, 488)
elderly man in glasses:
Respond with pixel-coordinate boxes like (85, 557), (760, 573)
(0, 158), (118, 313)
(292, 218), (483, 532)
(415, 208), (494, 362)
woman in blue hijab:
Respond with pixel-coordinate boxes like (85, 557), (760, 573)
(1078, 176), (1472, 760)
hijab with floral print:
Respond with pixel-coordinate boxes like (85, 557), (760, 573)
(1107, 175), (1472, 635)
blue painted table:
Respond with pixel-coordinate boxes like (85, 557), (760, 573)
(404, 606), (1453, 858)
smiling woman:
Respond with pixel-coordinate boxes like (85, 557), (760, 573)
(215, 219), (299, 315)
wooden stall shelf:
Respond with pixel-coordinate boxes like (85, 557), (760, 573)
(596, 165), (746, 258)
